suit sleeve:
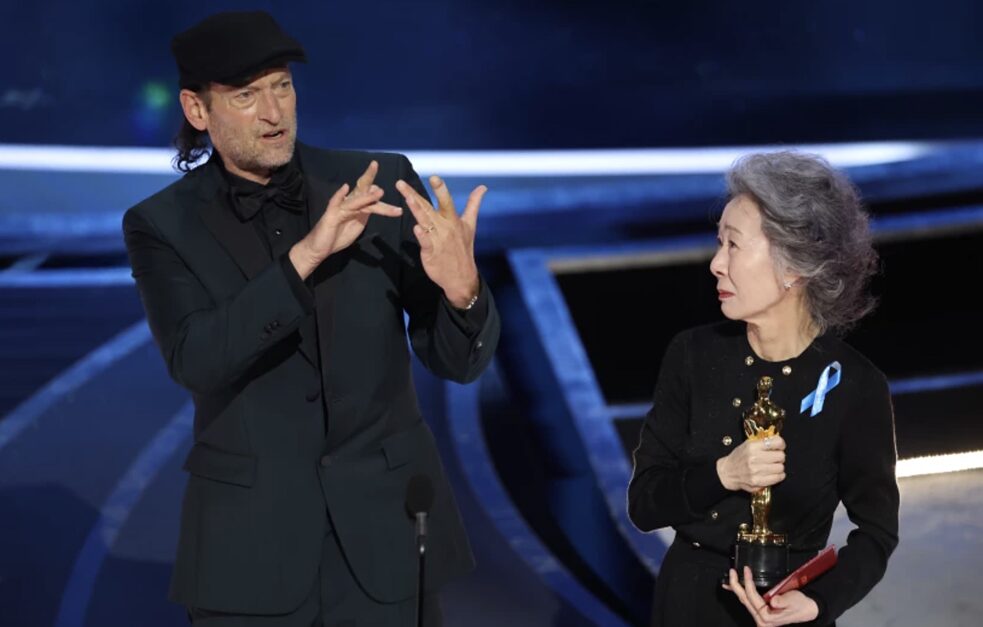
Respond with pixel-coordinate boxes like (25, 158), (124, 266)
(628, 331), (732, 531)
(395, 154), (500, 384)
(800, 371), (900, 625)
(123, 209), (314, 394)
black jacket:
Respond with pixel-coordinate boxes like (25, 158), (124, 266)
(123, 143), (500, 613)
(628, 322), (899, 625)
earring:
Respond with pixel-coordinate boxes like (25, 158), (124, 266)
(783, 280), (793, 290)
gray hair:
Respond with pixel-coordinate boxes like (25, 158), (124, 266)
(726, 151), (879, 334)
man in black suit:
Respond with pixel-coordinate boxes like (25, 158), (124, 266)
(123, 11), (499, 626)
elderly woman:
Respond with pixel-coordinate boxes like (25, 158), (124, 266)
(628, 151), (899, 627)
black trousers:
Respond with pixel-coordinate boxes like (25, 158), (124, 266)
(188, 530), (442, 627)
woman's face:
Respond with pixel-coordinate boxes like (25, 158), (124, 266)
(710, 195), (795, 325)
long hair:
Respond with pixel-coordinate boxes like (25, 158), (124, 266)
(172, 87), (211, 172)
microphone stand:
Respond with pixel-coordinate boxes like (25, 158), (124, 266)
(415, 511), (427, 627)
(406, 474), (432, 627)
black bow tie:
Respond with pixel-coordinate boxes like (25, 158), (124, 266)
(228, 160), (307, 222)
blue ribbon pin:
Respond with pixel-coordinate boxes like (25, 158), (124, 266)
(800, 361), (842, 417)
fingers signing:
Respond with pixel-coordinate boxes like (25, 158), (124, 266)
(429, 175), (456, 219)
(355, 160), (379, 194)
(461, 184), (487, 229)
(395, 179), (437, 230)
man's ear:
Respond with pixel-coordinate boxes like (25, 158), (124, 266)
(179, 89), (209, 132)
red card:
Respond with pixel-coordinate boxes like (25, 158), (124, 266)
(763, 545), (837, 603)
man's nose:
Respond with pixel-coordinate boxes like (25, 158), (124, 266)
(257, 90), (282, 125)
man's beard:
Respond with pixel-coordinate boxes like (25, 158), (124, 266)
(213, 123), (297, 176)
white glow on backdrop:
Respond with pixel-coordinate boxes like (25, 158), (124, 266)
(0, 142), (932, 176)
(896, 450), (983, 478)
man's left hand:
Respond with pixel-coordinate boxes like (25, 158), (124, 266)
(395, 176), (487, 309)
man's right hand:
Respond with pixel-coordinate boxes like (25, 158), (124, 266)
(289, 160), (403, 279)
(716, 435), (786, 493)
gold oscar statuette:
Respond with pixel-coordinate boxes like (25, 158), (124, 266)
(731, 376), (790, 588)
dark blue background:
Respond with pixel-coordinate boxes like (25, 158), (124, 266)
(5, 0), (983, 149)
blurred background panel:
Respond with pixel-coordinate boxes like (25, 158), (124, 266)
(4, 0), (983, 149)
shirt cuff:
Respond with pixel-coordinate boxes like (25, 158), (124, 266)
(279, 252), (315, 314)
(441, 276), (489, 338)
(682, 460), (731, 513)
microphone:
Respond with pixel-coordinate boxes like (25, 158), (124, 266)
(405, 474), (433, 627)
(405, 474), (434, 545)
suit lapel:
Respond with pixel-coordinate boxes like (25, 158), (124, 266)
(305, 172), (343, 391)
(194, 157), (322, 371)
(195, 160), (271, 280)
(298, 145), (346, 395)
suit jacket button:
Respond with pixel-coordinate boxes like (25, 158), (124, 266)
(320, 455), (331, 467)
(271, 320), (281, 329)
(306, 389), (321, 402)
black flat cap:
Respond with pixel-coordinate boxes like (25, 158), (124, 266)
(171, 11), (307, 88)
